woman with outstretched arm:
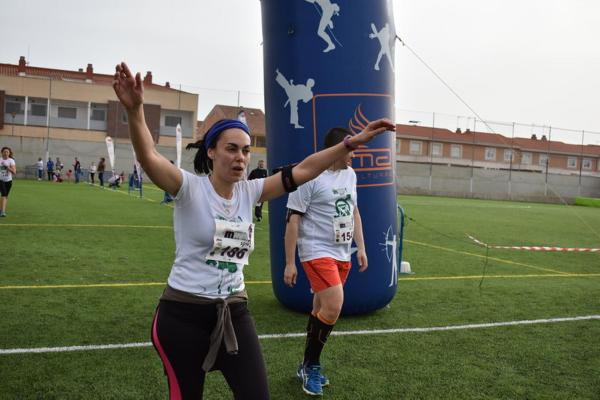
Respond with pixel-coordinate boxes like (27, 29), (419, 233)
(113, 61), (394, 400)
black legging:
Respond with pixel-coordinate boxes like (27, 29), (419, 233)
(151, 300), (270, 400)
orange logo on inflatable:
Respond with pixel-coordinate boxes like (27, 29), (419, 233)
(347, 104), (392, 173)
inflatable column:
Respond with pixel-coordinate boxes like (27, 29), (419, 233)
(261, 0), (398, 315)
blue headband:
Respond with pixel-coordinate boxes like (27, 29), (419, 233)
(204, 119), (251, 150)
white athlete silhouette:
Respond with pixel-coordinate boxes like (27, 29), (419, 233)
(275, 69), (315, 129)
(369, 22), (394, 71)
(306, 0), (340, 53)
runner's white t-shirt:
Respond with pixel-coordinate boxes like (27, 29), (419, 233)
(287, 168), (357, 262)
(0, 158), (15, 182)
(167, 170), (264, 299)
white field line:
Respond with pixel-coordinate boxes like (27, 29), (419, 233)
(399, 203), (533, 209)
(2, 315), (598, 355)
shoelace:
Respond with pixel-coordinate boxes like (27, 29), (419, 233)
(308, 366), (321, 380)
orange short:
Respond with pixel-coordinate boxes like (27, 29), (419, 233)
(301, 257), (351, 293)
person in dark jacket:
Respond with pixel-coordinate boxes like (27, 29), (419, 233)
(248, 160), (268, 221)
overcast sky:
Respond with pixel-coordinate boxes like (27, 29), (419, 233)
(1, 0), (599, 144)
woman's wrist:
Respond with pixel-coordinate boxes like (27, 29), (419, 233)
(343, 135), (359, 151)
(126, 104), (143, 117)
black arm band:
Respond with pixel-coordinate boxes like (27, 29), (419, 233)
(286, 208), (305, 222)
(281, 164), (298, 193)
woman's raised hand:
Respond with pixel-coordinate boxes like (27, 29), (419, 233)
(351, 118), (395, 146)
(112, 62), (143, 112)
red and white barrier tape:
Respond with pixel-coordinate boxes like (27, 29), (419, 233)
(467, 235), (600, 253)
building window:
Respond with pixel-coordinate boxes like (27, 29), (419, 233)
(567, 157), (577, 169)
(395, 139), (401, 153)
(5, 102), (23, 115)
(451, 144), (462, 158)
(165, 115), (182, 127)
(539, 154), (549, 167)
(409, 141), (422, 155)
(582, 158), (592, 170)
(521, 152), (532, 165)
(431, 142), (442, 157)
(504, 149), (513, 162)
(31, 104), (47, 117)
(91, 109), (106, 121)
(58, 106), (77, 119)
(485, 147), (496, 161)
(121, 112), (128, 124)
(255, 136), (266, 148)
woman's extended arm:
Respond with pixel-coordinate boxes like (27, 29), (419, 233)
(259, 119), (394, 202)
(113, 62), (182, 195)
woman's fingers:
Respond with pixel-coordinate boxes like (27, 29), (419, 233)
(121, 62), (134, 79)
(284, 269), (297, 287)
(369, 118), (395, 132)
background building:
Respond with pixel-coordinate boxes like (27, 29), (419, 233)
(395, 124), (600, 200)
(2, 56), (598, 199)
(0, 56), (198, 175)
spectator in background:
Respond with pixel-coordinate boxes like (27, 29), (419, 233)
(98, 157), (106, 187)
(0, 147), (17, 217)
(73, 157), (82, 183)
(89, 162), (97, 184)
(54, 169), (63, 183)
(36, 157), (44, 181)
(56, 157), (64, 172)
(108, 171), (121, 189)
(248, 160), (269, 221)
(46, 158), (54, 181)
(66, 169), (73, 181)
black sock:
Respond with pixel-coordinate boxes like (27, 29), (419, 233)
(303, 314), (334, 366)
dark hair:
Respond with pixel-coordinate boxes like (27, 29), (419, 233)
(1, 147), (13, 158)
(323, 127), (351, 149)
(186, 140), (211, 174)
(186, 119), (226, 174)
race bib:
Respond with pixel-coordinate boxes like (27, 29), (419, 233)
(0, 164), (8, 179)
(207, 219), (255, 265)
(333, 215), (354, 244)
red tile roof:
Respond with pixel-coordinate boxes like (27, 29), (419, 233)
(396, 124), (600, 157)
(0, 60), (186, 93)
(199, 105), (266, 137)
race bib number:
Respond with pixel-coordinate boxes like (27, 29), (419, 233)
(0, 164), (8, 179)
(207, 220), (255, 265)
(333, 215), (354, 244)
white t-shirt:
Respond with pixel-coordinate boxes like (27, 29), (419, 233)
(36, 160), (44, 170)
(0, 158), (16, 182)
(90, 165), (97, 173)
(287, 168), (357, 262)
(168, 169), (264, 299)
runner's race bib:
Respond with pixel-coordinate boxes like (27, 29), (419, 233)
(333, 215), (354, 244)
(207, 220), (255, 265)
(0, 163), (8, 179)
